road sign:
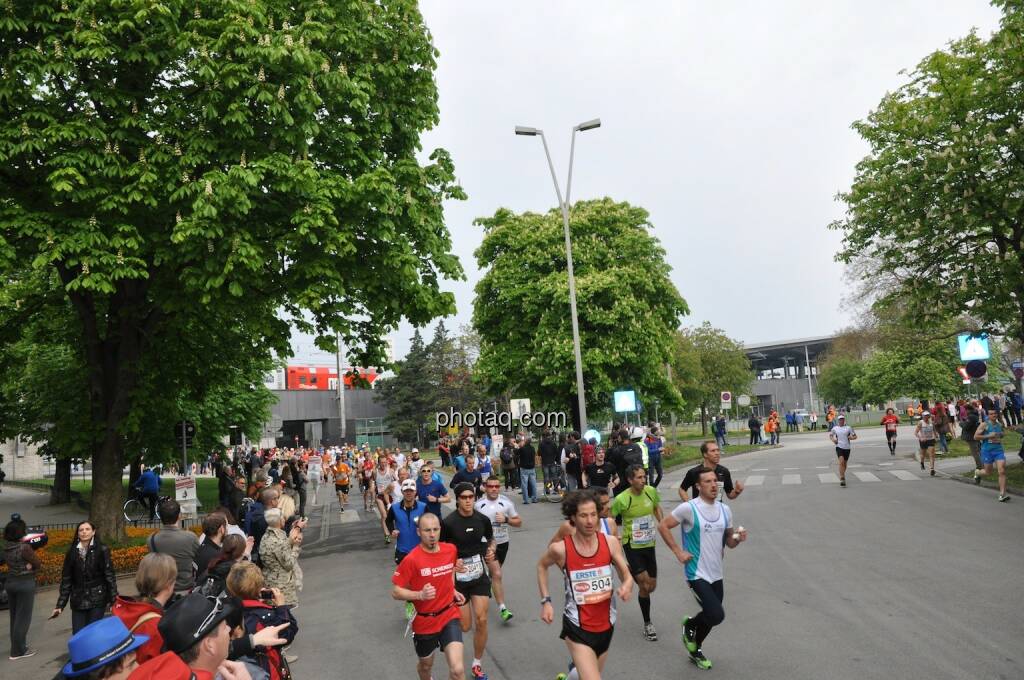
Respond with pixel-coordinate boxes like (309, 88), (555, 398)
(965, 360), (987, 379)
(720, 391), (733, 410)
(613, 391), (636, 413)
(1012, 359), (1023, 380)
(958, 333), (990, 361)
(175, 476), (199, 517)
(509, 398), (532, 419)
(737, 394), (751, 407)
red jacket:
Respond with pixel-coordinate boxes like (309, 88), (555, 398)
(128, 651), (214, 680)
(111, 595), (164, 664)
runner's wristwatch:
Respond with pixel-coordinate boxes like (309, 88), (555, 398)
(540, 596), (552, 605)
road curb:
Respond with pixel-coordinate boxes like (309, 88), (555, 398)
(945, 470), (1023, 497)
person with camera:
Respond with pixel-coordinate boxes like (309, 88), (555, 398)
(51, 520), (118, 633)
(256, 508), (304, 607)
(3, 516), (41, 660)
(226, 561), (299, 680)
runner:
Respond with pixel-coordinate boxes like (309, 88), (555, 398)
(610, 464), (663, 641)
(332, 455), (352, 512)
(678, 441), (744, 502)
(408, 448), (426, 477)
(549, 488), (614, 544)
(360, 451), (376, 511)
(391, 512), (468, 680)
(376, 466), (404, 543)
(828, 413), (857, 487)
(975, 409), (1011, 501)
(450, 453), (485, 499)
(881, 408), (900, 456)
(475, 475), (523, 623)
(387, 477), (428, 621)
(657, 468), (747, 671)
(307, 450), (323, 505)
(914, 410), (937, 476)
(538, 489), (634, 680)
(441, 482), (496, 680)
(416, 463), (450, 518)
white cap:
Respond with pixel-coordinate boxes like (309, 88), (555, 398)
(922, 411), (932, 417)
(836, 414), (846, 420)
(401, 479), (417, 492)
(411, 448), (419, 453)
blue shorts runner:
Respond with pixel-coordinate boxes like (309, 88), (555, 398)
(980, 444), (1005, 465)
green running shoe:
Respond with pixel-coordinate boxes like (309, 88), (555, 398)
(500, 607), (514, 622)
(681, 616), (698, 654)
(689, 649), (712, 670)
(555, 675), (568, 680)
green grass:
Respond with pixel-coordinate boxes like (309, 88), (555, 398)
(942, 430), (1022, 459)
(29, 476), (221, 511)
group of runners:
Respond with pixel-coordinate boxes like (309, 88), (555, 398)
(390, 438), (747, 680)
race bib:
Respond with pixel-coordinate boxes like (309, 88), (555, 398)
(630, 515), (656, 548)
(570, 565), (613, 605)
(457, 554), (485, 582)
(492, 523), (509, 544)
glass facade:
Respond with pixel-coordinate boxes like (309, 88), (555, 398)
(355, 417), (387, 448)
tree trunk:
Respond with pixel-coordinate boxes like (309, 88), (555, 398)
(50, 457), (72, 505)
(700, 403), (708, 436)
(128, 455), (142, 488)
(90, 433), (126, 543)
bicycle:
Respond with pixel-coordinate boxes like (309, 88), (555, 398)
(123, 489), (170, 523)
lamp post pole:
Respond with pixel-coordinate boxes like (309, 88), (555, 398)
(516, 119), (601, 433)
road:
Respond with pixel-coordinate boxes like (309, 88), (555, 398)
(285, 426), (1022, 680)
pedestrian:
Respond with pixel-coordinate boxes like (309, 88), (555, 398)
(810, 411), (818, 431)
(226, 561), (299, 678)
(3, 517), (40, 660)
(644, 427), (665, 488)
(915, 411), (938, 477)
(500, 438), (518, 490)
(714, 415), (727, 449)
(438, 436), (452, 469)
(562, 432), (583, 492)
(111, 552), (177, 665)
(145, 499), (200, 595)
(258, 508), (303, 606)
(51, 520), (118, 633)
(747, 414), (761, 445)
(539, 432), (561, 495)
(56, 616), (150, 679)
(516, 433), (539, 504)
(933, 402), (951, 454)
(194, 514), (227, 583)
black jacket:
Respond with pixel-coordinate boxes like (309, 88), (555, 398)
(56, 541), (117, 611)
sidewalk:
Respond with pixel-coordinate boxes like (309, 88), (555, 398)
(0, 486), (87, 526)
(0, 572), (136, 674)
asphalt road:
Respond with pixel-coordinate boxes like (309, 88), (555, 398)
(288, 426), (1023, 680)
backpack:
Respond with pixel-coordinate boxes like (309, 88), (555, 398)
(196, 572), (225, 598)
(622, 444), (644, 470)
(244, 607), (297, 680)
(581, 443), (596, 468)
(500, 447), (513, 465)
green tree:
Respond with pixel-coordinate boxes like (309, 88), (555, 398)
(832, 2), (1024, 351)
(853, 351), (960, 405)
(0, 1), (462, 539)
(472, 199), (689, 430)
(374, 330), (434, 446)
(669, 323), (753, 434)
(816, 358), (865, 408)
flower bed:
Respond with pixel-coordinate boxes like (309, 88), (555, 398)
(2, 525), (203, 586)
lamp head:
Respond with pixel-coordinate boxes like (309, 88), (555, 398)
(574, 118), (601, 132)
(515, 125), (540, 136)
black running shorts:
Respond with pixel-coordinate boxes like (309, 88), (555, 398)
(494, 542), (509, 566)
(834, 447), (851, 460)
(623, 544), (658, 578)
(455, 575), (491, 599)
(885, 431), (897, 440)
(413, 617), (462, 658)
(560, 615), (613, 657)
(919, 439), (936, 450)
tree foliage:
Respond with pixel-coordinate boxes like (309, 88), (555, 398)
(472, 199), (689, 430)
(832, 2), (1024, 348)
(816, 357), (865, 407)
(669, 323), (753, 432)
(0, 1), (462, 539)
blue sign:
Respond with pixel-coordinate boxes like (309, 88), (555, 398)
(957, 333), (990, 361)
(613, 390), (637, 413)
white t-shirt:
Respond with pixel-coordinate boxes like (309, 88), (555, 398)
(474, 495), (520, 545)
(394, 453), (407, 469)
(831, 424), (856, 449)
(408, 458), (425, 477)
(671, 499), (733, 583)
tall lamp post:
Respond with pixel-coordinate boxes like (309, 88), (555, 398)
(515, 118), (601, 432)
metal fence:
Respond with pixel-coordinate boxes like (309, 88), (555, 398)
(30, 517), (206, 533)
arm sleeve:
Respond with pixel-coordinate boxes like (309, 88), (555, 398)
(482, 515), (493, 541)
(384, 506), (397, 533)
(229, 633), (254, 660)
(723, 469), (734, 494)
(440, 519), (452, 544)
(104, 545), (118, 604)
(56, 550), (73, 609)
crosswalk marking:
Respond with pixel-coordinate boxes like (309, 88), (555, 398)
(852, 471), (881, 482)
(889, 470), (920, 481)
(337, 510), (362, 523)
(744, 475), (765, 486)
(818, 473), (840, 484)
(782, 474), (801, 485)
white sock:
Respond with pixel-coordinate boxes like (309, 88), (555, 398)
(473, 658), (482, 668)
(499, 603), (506, 610)
(567, 669), (579, 680)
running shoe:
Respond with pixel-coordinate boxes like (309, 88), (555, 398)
(681, 616), (698, 654)
(644, 621), (658, 641)
(930, 469), (936, 477)
(385, 534), (392, 544)
(974, 472), (982, 485)
(689, 650), (712, 670)
(9, 650), (36, 661)
(555, 675), (568, 680)
(998, 494), (1010, 502)
(471, 663), (488, 680)
(920, 460), (925, 470)
(839, 478), (846, 487)
(500, 606), (514, 622)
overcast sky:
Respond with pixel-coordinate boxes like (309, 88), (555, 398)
(293, 0), (1002, 367)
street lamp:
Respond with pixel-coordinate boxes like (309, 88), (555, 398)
(515, 118), (601, 432)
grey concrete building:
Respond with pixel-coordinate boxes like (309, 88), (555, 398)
(743, 335), (834, 414)
(260, 388), (396, 448)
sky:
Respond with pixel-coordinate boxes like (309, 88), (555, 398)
(291, 0), (1003, 367)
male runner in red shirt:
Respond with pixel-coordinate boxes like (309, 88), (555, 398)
(881, 408), (900, 455)
(392, 512), (468, 680)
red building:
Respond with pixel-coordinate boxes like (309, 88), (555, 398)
(285, 365), (379, 391)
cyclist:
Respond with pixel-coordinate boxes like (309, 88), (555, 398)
(133, 465), (161, 521)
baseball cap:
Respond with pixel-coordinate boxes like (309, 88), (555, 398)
(158, 593), (239, 654)
(836, 414), (846, 420)
(921, 411), (932, 417)
(401, 479), (417, 492)
(411, 448), (419, 453)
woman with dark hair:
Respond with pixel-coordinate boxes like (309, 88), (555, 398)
(199, 534), (247, 597)
(3, 517), (41, 659)
(51, 520), (118, 633)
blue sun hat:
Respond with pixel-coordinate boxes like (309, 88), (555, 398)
(62, 616), (149, 677)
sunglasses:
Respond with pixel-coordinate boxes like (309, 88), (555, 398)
(457, 494), (475, 500)
(194, 595), (229, 639)
(485, 484), (501, 489)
